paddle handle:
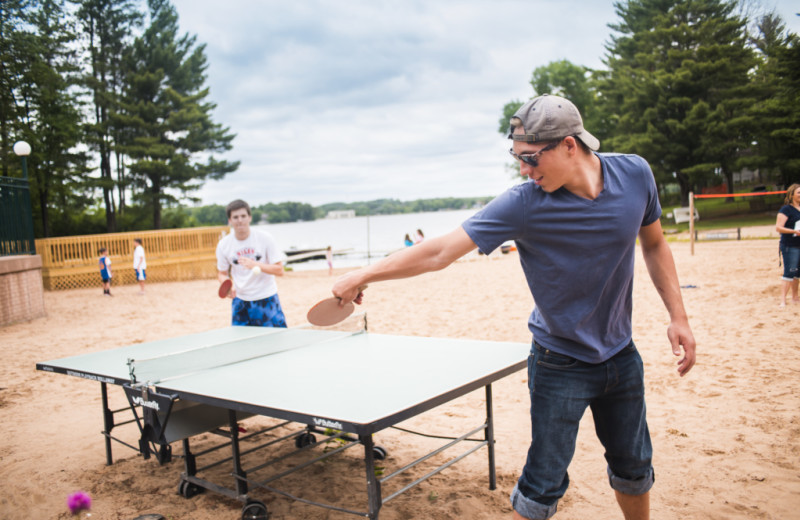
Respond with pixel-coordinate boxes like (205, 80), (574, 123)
(350, 284), (368, 304)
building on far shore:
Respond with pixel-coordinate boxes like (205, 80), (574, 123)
(326, 210), (356, 219)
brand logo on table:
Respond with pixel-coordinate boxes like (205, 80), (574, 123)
(131, 395), (160, 411)
(313, 418), (342, 430)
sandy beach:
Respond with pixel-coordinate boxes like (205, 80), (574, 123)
(1, 238), (798, 519)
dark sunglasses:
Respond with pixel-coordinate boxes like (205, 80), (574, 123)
(508, 139), (562, 167)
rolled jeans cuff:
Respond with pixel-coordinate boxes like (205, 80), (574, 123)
(607, 466), (655, 496)
(510, 483), (558, 520)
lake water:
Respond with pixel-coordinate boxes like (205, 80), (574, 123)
(254, 208), (481, 271)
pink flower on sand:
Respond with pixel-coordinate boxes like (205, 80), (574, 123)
(67, 491), (91, 514)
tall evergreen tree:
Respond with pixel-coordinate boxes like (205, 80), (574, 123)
(76, 0), (141, 232)
(5, 0), (89, 237)
(0, 0), (31, 178)
(21, 0), (89, 237)
(768, 35), (800, 186)
(680, 5), (758, 198)
(746, 12), (799, 187)
(120, 0), (238, 229)
(600, 0), (756, 204)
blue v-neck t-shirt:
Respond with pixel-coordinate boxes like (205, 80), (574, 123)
(462, 153), (661, 363)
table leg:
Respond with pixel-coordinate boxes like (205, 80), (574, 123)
(182, 438), (196, 476)
(361, 433), (382, 519)
(101, 382), (113, 465)
(485, 384), (496, 490)
(228, 409), (248, 497)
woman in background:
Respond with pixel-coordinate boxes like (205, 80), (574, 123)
(776, 183), (800, 307)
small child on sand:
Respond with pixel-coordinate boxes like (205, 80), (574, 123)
(98, 247), (113, 296)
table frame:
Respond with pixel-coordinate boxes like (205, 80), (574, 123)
(38, 330), (526, 519)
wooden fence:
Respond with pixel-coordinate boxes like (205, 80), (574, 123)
(35, 226), (229, 290)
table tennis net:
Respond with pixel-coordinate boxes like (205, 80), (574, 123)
(128, 313), (366, 387)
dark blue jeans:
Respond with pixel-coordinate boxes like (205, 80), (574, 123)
(780, 244), (800, 280)
(510, 341), (654, 519)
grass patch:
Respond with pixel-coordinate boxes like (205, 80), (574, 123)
(661, 193), (781, 235)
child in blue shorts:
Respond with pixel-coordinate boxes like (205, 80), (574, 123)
(98, 247), (112, 296)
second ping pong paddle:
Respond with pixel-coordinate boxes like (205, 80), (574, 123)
(306, 298), (355, 326)
(218, 279), (233, 299)
(306, 285), (367, 326)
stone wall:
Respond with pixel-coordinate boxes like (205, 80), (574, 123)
(0, 255), (46, 326)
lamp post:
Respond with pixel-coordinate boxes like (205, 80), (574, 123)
(13, 140), (31, 179)
(9, 139), (36, 255)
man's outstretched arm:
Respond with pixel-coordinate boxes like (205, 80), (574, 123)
(332, 226), (477, 304)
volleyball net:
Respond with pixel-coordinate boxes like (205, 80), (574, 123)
(690, 189), (786, 220)
(693, 190), (787, 200)
(688, 189), (786, 255)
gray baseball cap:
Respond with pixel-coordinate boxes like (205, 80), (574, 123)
(508, 94), (600, 151)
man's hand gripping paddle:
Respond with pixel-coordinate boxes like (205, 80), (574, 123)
(218, 266), (261, 299)
(306, 286), (367, 326)
(218, 279), (233, 298)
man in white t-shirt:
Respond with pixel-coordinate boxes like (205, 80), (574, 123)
(132, 238), (147, 294)
(216, 199), (288, 327)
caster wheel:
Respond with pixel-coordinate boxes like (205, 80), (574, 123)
(373, 445), (388, 460)
(241, 499), (270, 520)
(177, 480), (202, 498)
(295, 432), (317, 448)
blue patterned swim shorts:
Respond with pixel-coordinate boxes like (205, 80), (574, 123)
(231, 294), (287, 327)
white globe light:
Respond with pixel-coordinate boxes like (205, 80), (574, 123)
(13, 141), (31, 156)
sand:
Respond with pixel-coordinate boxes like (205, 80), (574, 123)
(1, 238), (798, 519)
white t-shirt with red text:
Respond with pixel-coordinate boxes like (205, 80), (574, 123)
(216, 229), (286, 301)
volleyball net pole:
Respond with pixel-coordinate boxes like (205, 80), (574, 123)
(688, 190), (787, 256)
(689, 192), (695, 255)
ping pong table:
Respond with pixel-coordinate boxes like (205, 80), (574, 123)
(37, 322), (529, 519)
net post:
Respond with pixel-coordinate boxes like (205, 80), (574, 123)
(689, 192), (695, 256)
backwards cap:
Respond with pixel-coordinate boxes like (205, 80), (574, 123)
(508, 94), (600, 151)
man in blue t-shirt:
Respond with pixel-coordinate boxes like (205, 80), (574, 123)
(331, 94), (696, 520)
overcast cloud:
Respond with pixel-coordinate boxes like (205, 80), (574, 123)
(169, 0), (800, 207)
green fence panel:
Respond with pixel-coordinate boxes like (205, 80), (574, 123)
(0, 175), (36, 256)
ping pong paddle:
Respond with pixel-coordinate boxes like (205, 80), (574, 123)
(218, 278), (233, 298)
(306, 285), (367, 326)
(218, 266), (260, 299)
(307, 298), (355, 326)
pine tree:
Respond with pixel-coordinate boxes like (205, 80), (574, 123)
(76, 0), (142, 232)
(747, 13), (799, 187)
(768, 36), (800, 185)
(119, 0), (238, 229)
(11, 0), (89, 237)
(600, 0), (757, 204)
(0, 0), (30, 178)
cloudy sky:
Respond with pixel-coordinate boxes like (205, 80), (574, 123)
(169, 0), (800, 207)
